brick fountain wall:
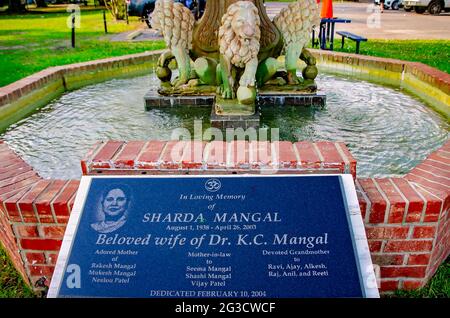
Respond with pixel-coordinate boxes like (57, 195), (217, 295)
(0, 139), (448, 293)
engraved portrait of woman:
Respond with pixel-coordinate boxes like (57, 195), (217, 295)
(91, 185), (132, 234)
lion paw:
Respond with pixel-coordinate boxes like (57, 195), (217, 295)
(239, 75), (255, 88)
(287, 72), (301, 85)
(172, 76), (189, 88)
(222, 87), (235, 99)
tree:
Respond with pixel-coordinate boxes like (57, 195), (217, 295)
(35, 0), (47, 8)
(7, 0), (26, 12)
(105, 0), (127, 20)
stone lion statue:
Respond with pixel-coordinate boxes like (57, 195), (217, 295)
(273, 0), (320, 84)
(217, 1), (261, 102)
(151, 0), (195, 87)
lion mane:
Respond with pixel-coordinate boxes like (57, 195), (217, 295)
(273, 0), (320, 52)
(218, 1), (261, 69)
(151, 0), (195, 50)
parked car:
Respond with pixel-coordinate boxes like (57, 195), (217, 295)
(374, 0), (403, 10)
(127, 0), (206, 28)
(403, 0), (450, 14)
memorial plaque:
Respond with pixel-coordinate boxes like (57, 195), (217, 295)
(48, 175), (379, 298)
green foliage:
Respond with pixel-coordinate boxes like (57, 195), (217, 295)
(0, 243), (35, 298)
(394, 259), (450, 298)
(0, 9), (165, 86)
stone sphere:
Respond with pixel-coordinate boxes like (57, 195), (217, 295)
(156, 66), (172, 82)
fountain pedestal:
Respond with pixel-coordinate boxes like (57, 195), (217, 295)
(144, 91), (326, 129)
(147, 0), (326, 129)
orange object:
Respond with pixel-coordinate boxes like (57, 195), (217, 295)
(320, 0), (333, 18)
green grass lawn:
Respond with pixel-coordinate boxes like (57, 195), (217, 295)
(0, 5), (449, 87)
(0, 243), (35, 298)
(0, 6), (165, 87)
(393, 259), (450, 298)
(0, 241), (448, 298)
(326, 39), (450, 74)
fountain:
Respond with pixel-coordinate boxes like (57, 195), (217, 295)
(144, 0), (326, 129)
(0, 0), (448, 295)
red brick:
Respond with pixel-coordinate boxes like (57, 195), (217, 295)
(407, 254), (431, 265)
(159, 140), (186, 169)
(375, 178), (406, 224)
(358, 178), (387, 224)
(371, 254), (404, 266)
(423, 159), (450, 172)
(0, 164), (33, 182)
(0, 170), (39, 191)
(406, 173), (449, 194)
(384, 240), (433, 253)
(413, 186), (443, 222)
(206, 141), (227, 168)
(316, 141), (343, 170)
(274, 141), (297, 169)
(380, 280), (399, 292)
(402, 280), (425, 290)
(229, 141), (250, 169)
(356, 190), (367, 219)
(181, 141), (206, 169)
(40, 225), (66, 239)
(365, 227), (409, 239)
(0, 161), (29, 174)
(294, 141), (321, 168)
(81, 141), (103, 175)
(0, 159), (26, 171)
(25, 252), (46, 265)
(391, 178), (424, 223)
(409, 168), (450, 188)
(3, 187), (32, 222)
(52, 180), (79, 217)
(441, 140), (450, 152)
(418, 163), (450, 179)
(0, 175), (41, 197)
(135, 141), (166, 169)
(114, 141), (146, 169)
(428, 151), (450, 165)
(15, 225), (39, 238)
(381, 266), (426, 278)
(368, 241), (383, 253)
(34, 180), (68, 222)
(18, 180), (52, 223)
(412, 226), (436, 239)
(20, 238), (62, 251)
(47, 253), (59, 265)
(56, 216), (70, 224)
(28, 265), (55, 277)
(0, 148), (19, 162)
(68, 195), (75, 212)
(251, 141), (272, 169)
(91, 141), (124, 169)
(335, 142), (357, 178)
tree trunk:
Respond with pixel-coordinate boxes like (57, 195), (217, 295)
(8, 0), (26, 13)
(35, 0), (47, 8)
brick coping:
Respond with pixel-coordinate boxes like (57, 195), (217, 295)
(310, 49), (450, 96)
(80, 140), (357, 178)
(0, 49), (448, 125)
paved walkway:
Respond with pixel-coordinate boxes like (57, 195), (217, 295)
(266, 1), (450, 40)
(111, 2), (450, 42)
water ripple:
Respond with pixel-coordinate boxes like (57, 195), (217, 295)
(1, 74), (448, 179)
